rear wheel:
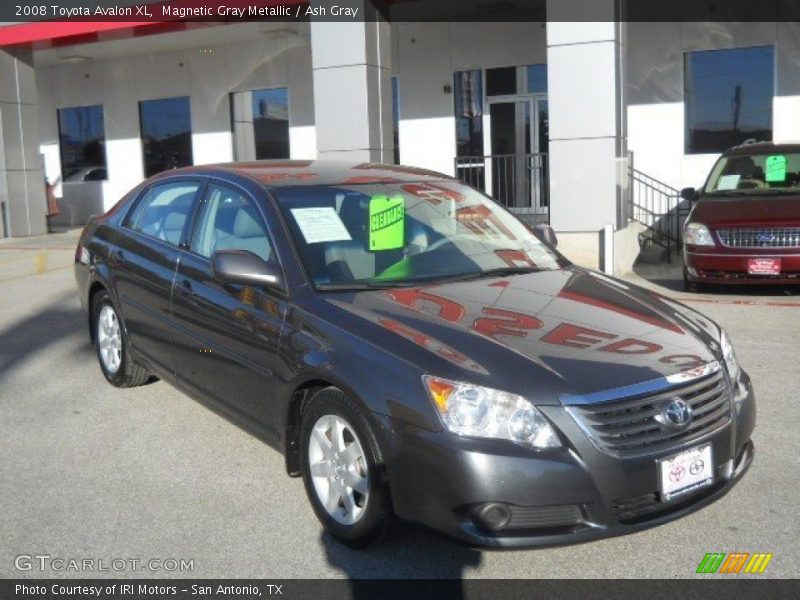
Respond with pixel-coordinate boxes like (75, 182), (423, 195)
(300, 387), (392, 548)
(92, 290), (150, 387)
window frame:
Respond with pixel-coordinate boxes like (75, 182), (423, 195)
(182, 176), (289, 294)
(683, 44), (776, 155)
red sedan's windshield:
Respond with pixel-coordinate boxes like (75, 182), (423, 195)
(704, 151), (800, 195)
(274, 180), (565, 288)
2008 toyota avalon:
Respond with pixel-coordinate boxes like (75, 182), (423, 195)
(74, 161), (755, 548)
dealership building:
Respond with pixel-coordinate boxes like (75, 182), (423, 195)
(0, 0), (797, 273)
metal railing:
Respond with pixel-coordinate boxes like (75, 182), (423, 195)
(454, 153), (549, 220)
(629, 164), (689, 262)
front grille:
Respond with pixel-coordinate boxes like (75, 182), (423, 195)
(716, 227), (800, 248)
(568, 368), (731, 458)
(507, 504), (584, 530)
(612, 476), (726, 524)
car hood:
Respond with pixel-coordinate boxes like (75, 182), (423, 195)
(693, 195), (800, 226)
(321, 267), (722, 405)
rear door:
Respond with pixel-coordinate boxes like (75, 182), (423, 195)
(171, 180), (288, 434)
(112, 179), (203, 375)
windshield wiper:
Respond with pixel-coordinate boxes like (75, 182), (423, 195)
(438, 266), (545, 283)
(316, 281), (421, 291)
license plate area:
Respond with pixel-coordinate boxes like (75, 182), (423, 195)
(658, 444), (713, 501)
(748, 258), (781, 275)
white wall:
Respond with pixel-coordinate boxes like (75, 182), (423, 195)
(627, 22), (800, 190)
(393, 21), (546, 176)
(37, 24), (316, 211)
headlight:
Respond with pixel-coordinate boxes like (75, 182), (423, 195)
(423, 376), (561, 449)
(685, 222), (715, 246)
(720, 329), (741, 383)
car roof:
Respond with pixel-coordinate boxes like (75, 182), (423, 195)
(723, 141), (800, 156)
(160, 160), (454, 188)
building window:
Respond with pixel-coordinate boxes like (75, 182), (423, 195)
(526, 64), (548, 94)
(454, 70), (484, 157)
(57, 105), (107, 181)
(392, 76), (400, 164)
(486, 66), (517, 96)
(684, 45), (774, 154)
(139, 96), (193, 178)
(230, 88), (290, 161)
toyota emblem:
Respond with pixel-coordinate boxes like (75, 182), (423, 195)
(660, 398), (693, 430)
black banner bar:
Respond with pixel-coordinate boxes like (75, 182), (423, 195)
(2, 579), (800, 600)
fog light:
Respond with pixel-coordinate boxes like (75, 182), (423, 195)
(473, 502), (511, 532)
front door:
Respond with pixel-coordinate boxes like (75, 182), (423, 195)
(171, 181), (287, 437)
(484, 94), (548, 214)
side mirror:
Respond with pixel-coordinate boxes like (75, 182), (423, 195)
(211, 249), (284, 291)
(533, 224), (558, 248)
(680, 187), (698, 202)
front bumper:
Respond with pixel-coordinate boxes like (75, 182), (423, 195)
(684, 247), (800, 284)
(382, 373), (756, 548)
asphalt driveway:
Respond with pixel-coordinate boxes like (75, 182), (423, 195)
(1, 233), (798, 578)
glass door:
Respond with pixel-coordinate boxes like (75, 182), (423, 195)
(484, 96), (533, 210)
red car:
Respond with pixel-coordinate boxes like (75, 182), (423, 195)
(682, 142), (800, 288)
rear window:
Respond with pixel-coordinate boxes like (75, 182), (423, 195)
(125, 181), (200, 246)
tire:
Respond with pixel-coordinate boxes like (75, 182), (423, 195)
(92, 290), (150, 388)
(300, 387), (392, 548)
(683, 267), (704, 292)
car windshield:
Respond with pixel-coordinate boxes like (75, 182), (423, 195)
(704, 151), (800, 195)
(273, 180), (565, 289)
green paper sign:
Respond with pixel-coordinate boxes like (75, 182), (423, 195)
(369, 195), (405, 251)
(765, 155), (787, 182)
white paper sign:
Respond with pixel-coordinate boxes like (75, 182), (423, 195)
(716, 174), (741, 191)
(290, 207), (352, 244)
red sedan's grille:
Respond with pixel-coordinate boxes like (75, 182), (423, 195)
(716, 227), (800, 248)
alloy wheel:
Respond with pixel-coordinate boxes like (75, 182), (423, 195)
(307, 414), (370, 525)
(97, 305), (122, 374)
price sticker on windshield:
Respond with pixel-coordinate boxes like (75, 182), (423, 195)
(369, 195), (405, 251)
(765, 155), (787, 182)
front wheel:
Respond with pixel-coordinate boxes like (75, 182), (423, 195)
(300, 388), (392, 548)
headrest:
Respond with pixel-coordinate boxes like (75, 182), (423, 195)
(233, 208), (264, 238)
(163, 211), (186, 231)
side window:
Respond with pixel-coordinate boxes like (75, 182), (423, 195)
(191, 184), (274, 263)
(126, 181), (200, 246)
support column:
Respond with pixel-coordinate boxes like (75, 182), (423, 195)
(310, 1), (393, 162)
(546, 0), (626, 269)
(0, 48), (46, 237)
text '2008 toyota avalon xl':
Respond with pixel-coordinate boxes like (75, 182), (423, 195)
(75, 161), (755, 548)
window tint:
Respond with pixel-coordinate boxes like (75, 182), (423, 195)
(57, 105), (107, 180)
(84, 168), (107, 182)
(230, 88), (290, 161)
(526, 64), (548, 94)
(127, 182), (199, 246)
(685, 46), (774, 154)
(191, 184), (273, 263)
(486, 66), (517, 96)
(139, 97), (193, 177)
(454, 70), (484, 157)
